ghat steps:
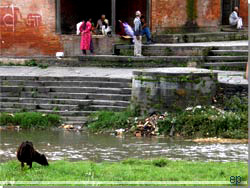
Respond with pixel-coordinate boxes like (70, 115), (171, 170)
(152, 31), (247, 43)
(0, 76), (132, 126)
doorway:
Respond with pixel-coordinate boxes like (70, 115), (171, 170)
(60, 0), (112, 34)
(116, 0), (147, 27)
(57, 0), (149, 34)
(222, 0), (240, 25)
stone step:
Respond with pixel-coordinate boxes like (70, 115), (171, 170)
(0, 86), (131, 95)
(0, 108), (94, 117)
(92, 100), (130, 107)
(0, 97), (92, 106)
(0, 92), (131, 101)
(0, 102), (129, 112)
(0, 97), (130, 107)
(210, 50), (248, 56)
(203, 62), (247, 71)
(0, 80), (132, 89)
(114, 44), (249, 57)
(215, 46), (248, 51)
(203, 62), (247, 67)
(88, 105), (127, 111)
(205, 56), (248, 62)
(0, 76), (132, 83)
(153, 32), (248, 43)
(115, 44), (208, 56)
(78, 55), (204, 67)
(79, 55), (204, 62)
(0, 102), (80, 111)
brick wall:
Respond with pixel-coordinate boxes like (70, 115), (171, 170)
(0, 0), (63, 56)
(151, 0), (248, 32)
(151, 0), (188, 32)
(240, 0), (248, 26)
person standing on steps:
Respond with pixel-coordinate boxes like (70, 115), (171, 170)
(134, 11), (142, 56)
(229, 6), (243, 30)
(80, 18), (94, 55)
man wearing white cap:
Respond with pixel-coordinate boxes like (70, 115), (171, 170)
(134, 10), (142, 56)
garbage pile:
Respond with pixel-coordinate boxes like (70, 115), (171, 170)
(59, 124), (83, 132)
(130, 113), (166, 137)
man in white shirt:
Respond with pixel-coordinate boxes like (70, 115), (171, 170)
(229, 7), (243, 29)
(134, 10), (142, 56)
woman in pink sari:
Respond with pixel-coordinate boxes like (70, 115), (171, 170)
(80, 18), (94, 55)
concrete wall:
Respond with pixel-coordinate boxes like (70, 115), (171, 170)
(131, 68), (218, 114)
(61, 35), (119, 56)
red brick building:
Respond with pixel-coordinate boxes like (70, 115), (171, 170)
(0, 0), (248, 56)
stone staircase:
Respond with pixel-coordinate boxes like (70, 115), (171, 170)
(152, 31), (247, 43)
(203, 46), (248, 70)
(0, 76), (132, 126)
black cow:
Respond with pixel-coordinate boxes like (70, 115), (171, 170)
(17, 141), (49, 168)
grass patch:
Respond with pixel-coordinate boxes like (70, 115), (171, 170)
(0, 112), (61, 129)
(88, 108), (139, 132)
(0, 159), (247, 186)
(158, 105), (247, 139)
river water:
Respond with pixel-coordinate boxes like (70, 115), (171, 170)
(0, 129), (247, 163)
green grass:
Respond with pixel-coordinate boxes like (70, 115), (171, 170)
(88, 108), (139, 132)
(0, 112), (61, 128)
(0, 159), (247, 186)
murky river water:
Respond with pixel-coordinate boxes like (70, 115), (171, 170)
(0, 129), (248, 163)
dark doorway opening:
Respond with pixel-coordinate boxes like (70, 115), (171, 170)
(116, 0), (147, 31)
(222, 0), (240, 25)
(60, 0), (112, 34)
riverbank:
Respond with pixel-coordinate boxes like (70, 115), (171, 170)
(0, 159), (247, 186)
(88, 96), (248, 139)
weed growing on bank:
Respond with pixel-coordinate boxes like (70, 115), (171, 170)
(0, 112), (61, 128)
(88, 96), (248, 139)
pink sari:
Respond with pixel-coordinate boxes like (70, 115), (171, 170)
(80, 21), (92, 50)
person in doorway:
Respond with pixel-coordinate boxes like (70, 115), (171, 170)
(229, 6), (243, 29)
(80, 18), (94, 55)
(96, 14), (111, 35)
(134, 11), (142, 56)
(140, 15), (152, 44)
